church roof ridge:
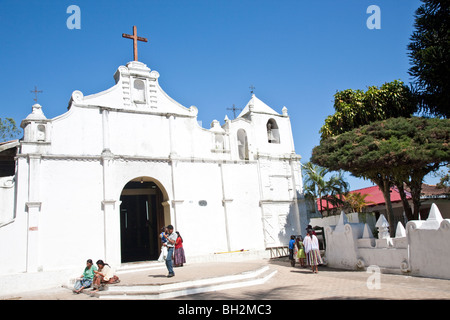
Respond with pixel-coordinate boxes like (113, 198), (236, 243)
(237, 94), (281, 118)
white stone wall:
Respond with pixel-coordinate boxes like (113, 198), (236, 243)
(0, 176), (15, 225)
(324, 204), (450, 280)
(407, 204), (450, 279)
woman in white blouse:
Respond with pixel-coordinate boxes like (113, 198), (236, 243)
(303, 229), (323, 273)
(92, 260), (120, 291)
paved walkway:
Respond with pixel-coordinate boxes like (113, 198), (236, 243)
(2, 258), (450, 300)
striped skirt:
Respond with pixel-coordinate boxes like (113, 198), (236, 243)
(174, 247), (186, 266)
(306, 249), (323, 266)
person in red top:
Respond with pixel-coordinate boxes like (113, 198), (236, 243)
(307, 225), (316, 235)
(173, 231), (186, 267)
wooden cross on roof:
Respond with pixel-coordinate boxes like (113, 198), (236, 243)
(249, 85), (256, 95)
(122, 26), (148, 62)
(30, 86), (43, 103)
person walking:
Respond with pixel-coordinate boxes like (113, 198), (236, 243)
(174, 231), (186, 267)
(163, 225), (178, 277)
(296, 236), (306, 267)
(289, 235), (296, 267)
(303, 229), (323, 273)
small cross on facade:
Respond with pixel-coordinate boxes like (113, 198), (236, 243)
(122, 26), (148, 62)
(227, 104), (242, 119)
(249, 85), (255, 95)
(30, 86), (43, 103)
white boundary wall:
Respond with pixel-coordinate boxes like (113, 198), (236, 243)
(324, 203), (450, 280)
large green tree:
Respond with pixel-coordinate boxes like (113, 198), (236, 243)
(320, 80), (417, 139)
(0, 118), (21, 142)
(317, 80), (418, 224)
(312, 117), (450, 233)
(408, 0), (450, 118)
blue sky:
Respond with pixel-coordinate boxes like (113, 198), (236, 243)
(1, 0), (436, 190)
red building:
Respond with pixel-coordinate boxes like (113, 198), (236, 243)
(316, 184), (449, 221)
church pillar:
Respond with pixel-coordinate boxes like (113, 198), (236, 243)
(100, 108), (120, 265)
(256, 158), (270, 248)
(222, 199), (232, 252)
(289, 158), (303, 236)
(102, 200), (120, 265)
(168, 114), (177, 157)
(26, 154), (42, 272)
(101, 151), (119, 265)
(162, 201), (172, 228)
(219, 163), (232, 252)
(26, 202), (42, 272)
(171, 200), (183, 230)
(101, 108), (111, 153)
(101, 152), (119, 265)
(169, 158), (179, 230)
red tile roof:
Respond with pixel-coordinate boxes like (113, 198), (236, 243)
(316, 185), (409, 211)
(316, 183), (449, 212)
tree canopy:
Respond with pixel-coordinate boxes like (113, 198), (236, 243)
(408, 0), (450, 118)
(313, 117), (450, 173)
(319, 80), (417, 139)
(312, 117), (450, 231)
(0, 118), (21, 142)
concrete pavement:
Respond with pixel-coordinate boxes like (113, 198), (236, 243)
(2, 257), (450, 300)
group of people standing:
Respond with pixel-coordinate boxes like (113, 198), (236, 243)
(158, 224), (186, 277)
(289, 226), (323, 273)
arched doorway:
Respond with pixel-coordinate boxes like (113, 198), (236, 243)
(119, 177), (168, 263)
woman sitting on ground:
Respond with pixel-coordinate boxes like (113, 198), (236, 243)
(92, 260), (120, 291)
(73, 259), (97, 294)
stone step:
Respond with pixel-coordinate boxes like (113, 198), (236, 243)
(91, 266), (276, 299)
(66, 261), (166, 287)
(116, 261), (166, 274)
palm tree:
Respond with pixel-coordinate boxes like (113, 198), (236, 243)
(324, 171), (350, 215)
(344, 192), (375, 213)
(302, 162), (352, 216)
(302, 162), (328, 215)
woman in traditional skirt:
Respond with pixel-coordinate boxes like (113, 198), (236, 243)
(303, 229), (323, 273)
(174, 231), (186, 267)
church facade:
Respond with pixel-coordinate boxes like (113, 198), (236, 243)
(0, 60), (308, 278)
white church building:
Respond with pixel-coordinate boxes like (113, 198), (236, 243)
(0, 59), (308, 291)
